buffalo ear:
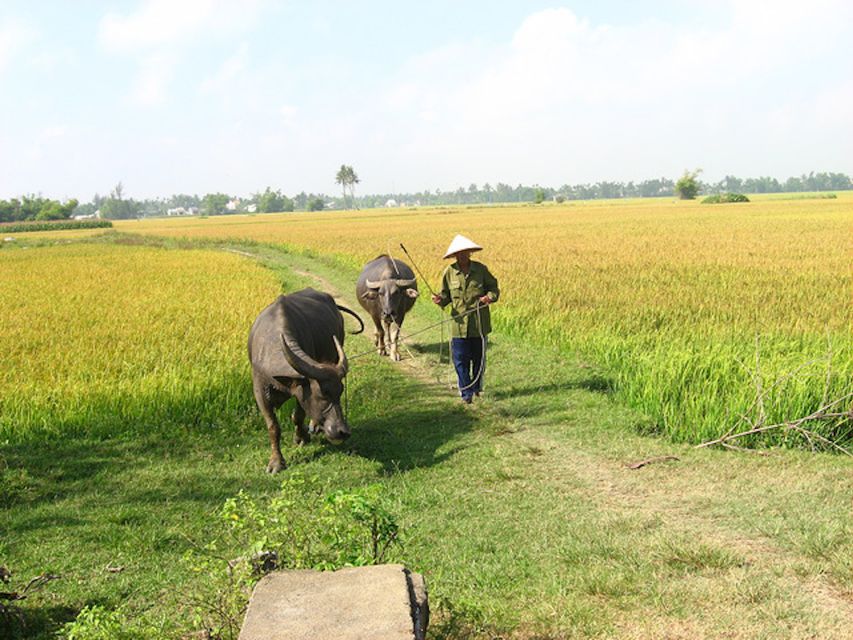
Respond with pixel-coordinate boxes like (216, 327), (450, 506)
(362, 290), (379, 300)
(405, 288), (420, 299)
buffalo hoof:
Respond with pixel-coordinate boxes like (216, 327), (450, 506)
(293, 432), (310, 446)
(391, 351), (401, 362)
(266, 458), (286, 474)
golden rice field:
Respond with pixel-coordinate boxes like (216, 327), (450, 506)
(0, 243), (281, 441)
(114, 194), (853, 445)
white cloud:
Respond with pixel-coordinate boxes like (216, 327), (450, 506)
(813, 82), (853, 129)
(128, 54), (176, 106)
(99, 1), (265, 107)
(372, 3), (853, 187)
(29, 48), (72, 72)
(98, 0), (263, 52)
(200, 42), (249, 93)
(27, 124), (70, 161)
(279, 104), (298, 125)
(40, 125), (67, 139)
(100, 0), (211, 52)
(0, 19), (36, 72)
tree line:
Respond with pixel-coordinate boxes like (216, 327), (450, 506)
(0, 195), (79, 223)
(351, 171), (852, 208)
(66, 184), (329, 220)
(2, 171), (850, 222)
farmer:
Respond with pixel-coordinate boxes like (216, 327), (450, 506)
(432, 234), (500, 403)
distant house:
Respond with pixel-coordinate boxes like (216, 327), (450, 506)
(72, 213), (98, 220)
(226, 198), (240, 212)
(385, 198), (398, 208)
(246, 203), (257, 213)
(167, 207), (196, 216)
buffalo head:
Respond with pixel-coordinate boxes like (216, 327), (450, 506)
(362, 277), (419, 325)
(280, 333), (350, 443)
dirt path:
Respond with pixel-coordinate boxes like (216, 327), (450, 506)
(227, 243), (853, 638)
(226, 244), (455, 385)
(513, 426), (853, 636)
(291, 268), (341, 299)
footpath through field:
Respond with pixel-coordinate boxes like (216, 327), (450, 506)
(227, 242), (853, 639)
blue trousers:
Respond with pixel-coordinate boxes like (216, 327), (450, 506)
(451, 337), (486, 400)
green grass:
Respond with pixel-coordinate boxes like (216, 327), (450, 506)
(2, 237), (851, 639)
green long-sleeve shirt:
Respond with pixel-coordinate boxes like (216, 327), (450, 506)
(437, 260), (500, 338)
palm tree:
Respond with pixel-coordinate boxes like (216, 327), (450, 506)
(335, 165), (360, 209)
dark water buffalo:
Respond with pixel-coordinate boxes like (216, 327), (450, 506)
(248, 288), (364, 473)
(356, 255), (419, 361)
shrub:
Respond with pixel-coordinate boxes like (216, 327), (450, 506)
(60, 605), (152, 640)
(0, 219), (112, 233)
(702, 193), (750, 204)
(306, 196), (325, 211)
(181, 472), (403, 639)
(675, 169), (702, 200)
(0, 567), (61, 637)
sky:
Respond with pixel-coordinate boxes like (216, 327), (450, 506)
(1, 0), (851, 201)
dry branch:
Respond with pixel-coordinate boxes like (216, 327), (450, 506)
(723, 353), (826, 442)
(697, 392), (853, 455)
(625, 455), (680, 469)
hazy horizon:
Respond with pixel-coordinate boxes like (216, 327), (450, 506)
(2, 1), (851, 201)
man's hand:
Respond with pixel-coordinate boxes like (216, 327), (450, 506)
(478, 295), (492, 305)
(431, 294), (443, 305)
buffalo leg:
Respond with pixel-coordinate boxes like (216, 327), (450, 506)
(386, 318), (401, 361)
(373, 316), (387, 356)
(292, 403), (311, 445)
(254, 382), (286, 473)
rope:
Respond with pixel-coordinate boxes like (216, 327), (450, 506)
(439, 303), (448, 385)
(457, 302), (487, 393)
(386, 242), (401, 276)
(345, 300), (488, 397)
(346, 305), (485, 361)
(343, 372), (349, 422)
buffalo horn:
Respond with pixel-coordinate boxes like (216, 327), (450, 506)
(394, 278), (417, 287)
(333, 335), (348, 377)
(280, 332), (336, 381)
(365, 278), (381, 288)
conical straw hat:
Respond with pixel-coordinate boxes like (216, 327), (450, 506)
(443, 234), (483, 259)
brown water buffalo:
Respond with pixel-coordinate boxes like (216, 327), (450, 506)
(248, 288), (364, 473)
(356, 255), (419, 361)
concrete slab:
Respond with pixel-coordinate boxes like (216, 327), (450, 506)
(238, 564), (428, 640)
